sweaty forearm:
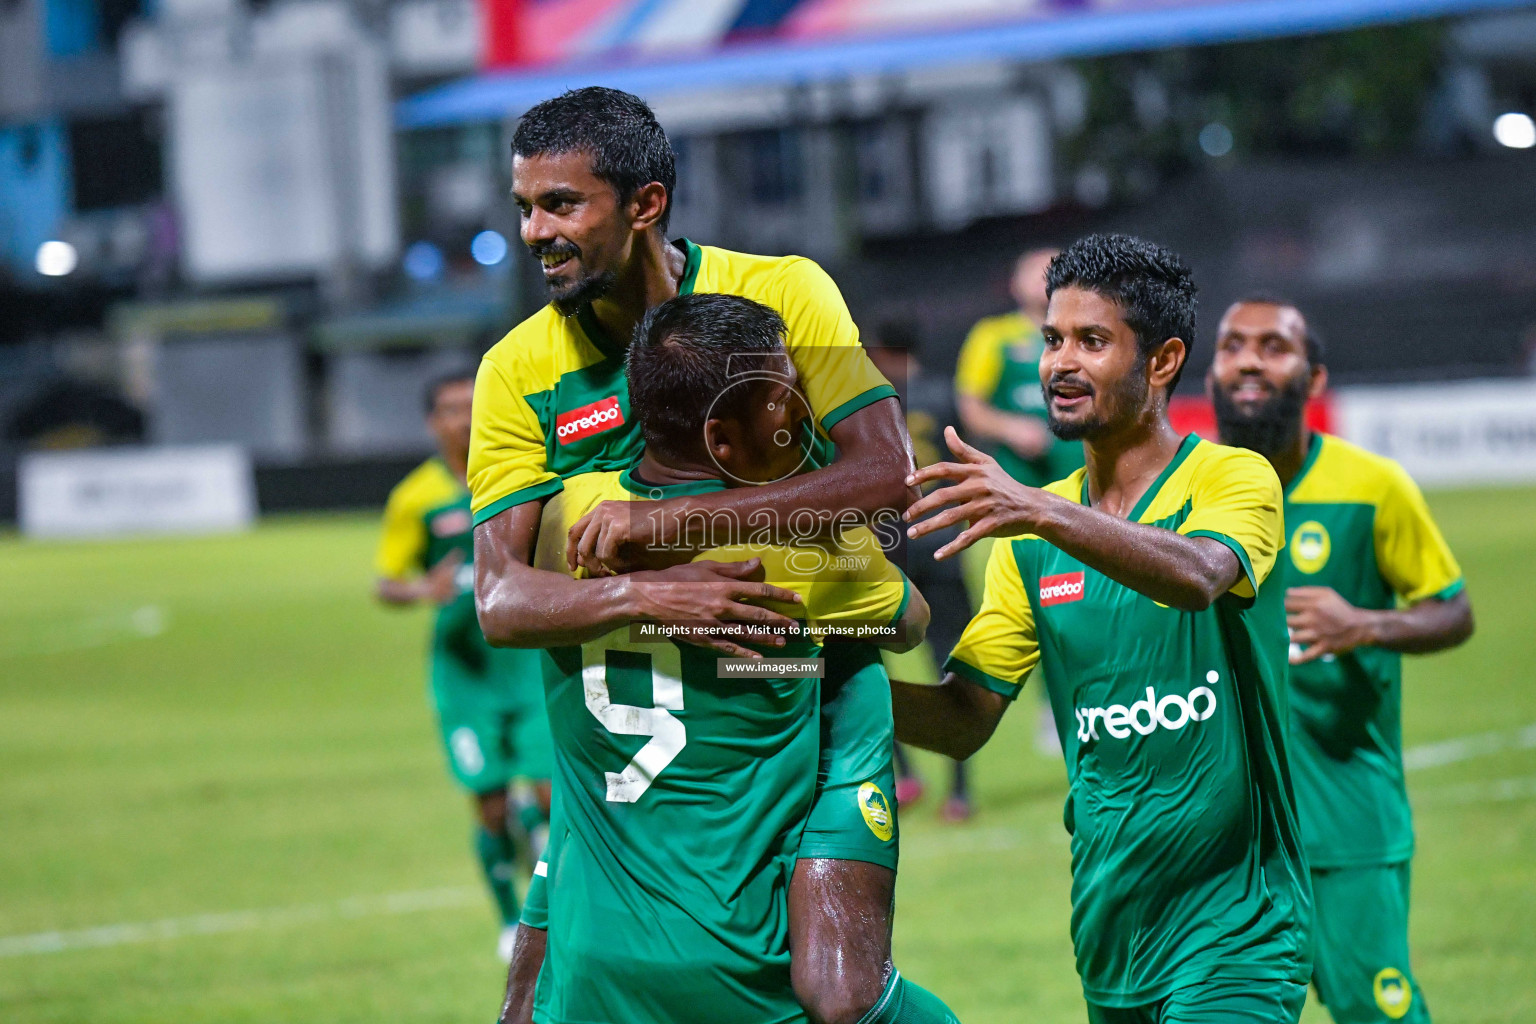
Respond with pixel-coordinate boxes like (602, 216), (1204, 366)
(1362, 592), (1474, 654)
(476, 555), (638, 648)
(1030, 495), (1241, 611)
(891, 675), (1006, 761)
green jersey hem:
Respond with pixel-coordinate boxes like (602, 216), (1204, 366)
(888, 573), (913, 630)
(472, 478), (565, 526)
(1185, 529), (1258, 597)
(1305, 844), (1415, 871)
(1081, 961), (1310, 1008)
(820, 384), (899, 434)
(943, 655), (1023, 700)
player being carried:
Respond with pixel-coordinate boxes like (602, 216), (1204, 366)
(894, 235), (1314, 1023)
(1209, 296), (1473, 1024)
(374, 371), (552, 962)
(470, 87), (962, 1024)
(513, 292), (939, 1024)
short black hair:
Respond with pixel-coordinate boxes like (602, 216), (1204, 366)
(1046, 234), (1198, 391)
(627, 293), (788, 461)
(513, 87), (677, 233)
(1231, 292), (1326, 368)
(423, 368), (476, 414)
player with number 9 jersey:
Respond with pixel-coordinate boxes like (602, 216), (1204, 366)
(525, 467), (920, 1024)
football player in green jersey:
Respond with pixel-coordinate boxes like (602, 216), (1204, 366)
(893, 235), (1313, 1023)
(1210, 297), (1474, 1024)
(503, 293), (957, 1024)
(375, 372), (553, 962)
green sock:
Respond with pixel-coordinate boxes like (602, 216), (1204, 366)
(474, 826), (520, 926)
(856, 970), (963, 1024)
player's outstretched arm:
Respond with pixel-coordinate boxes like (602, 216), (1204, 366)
(375, 551), (463, 607)
(1286, 587), (1473, 663)
(474, 501), (803, 657)
(906, 427), (1243, 612)
(497, 923), (545, 1024)
(875, 584), (929, 654)
(568, 398), (915, 574)
(890, 672), (1009, 761)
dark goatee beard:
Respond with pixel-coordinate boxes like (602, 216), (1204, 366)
(1045, 367), (1148, 442)
(1212, 374), (1309, 458)
(550, 269), (617, 317)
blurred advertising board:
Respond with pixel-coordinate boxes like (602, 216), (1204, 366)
(19, 445), (256, 539)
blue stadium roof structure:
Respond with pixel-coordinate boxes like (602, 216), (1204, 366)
(397, 0), (1536, 129)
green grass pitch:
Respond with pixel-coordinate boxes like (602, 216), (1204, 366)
(2, 487), (1534, 1023)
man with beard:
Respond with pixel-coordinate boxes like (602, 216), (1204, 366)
(1209, 297), (1473, 1024)
(470, 88), (960, 1024)
(891, 235), (1314, 1022)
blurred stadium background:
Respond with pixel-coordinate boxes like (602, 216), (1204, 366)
(3, 0), (1536, 1021)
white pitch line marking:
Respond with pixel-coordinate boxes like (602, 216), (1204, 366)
(0, 886), (480, 959)
(1413, 774), (1536, 806)
(1403, 722), (1536, 771)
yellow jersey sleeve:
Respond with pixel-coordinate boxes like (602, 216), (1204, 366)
(468, 354), (562, 525)
(943, 538), (1039, 699)
(954, 317), (1006, 400)
(1179, 445), (1284, 600)
(375, 481), (428, 580)
(773, 256), (896, 433)
(1374, 461), (1464, 603)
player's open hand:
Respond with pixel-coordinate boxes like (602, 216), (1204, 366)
(631, 558), (803, 659)
(1286, 586), (1374, 663)
(903, 426), (1044, 560)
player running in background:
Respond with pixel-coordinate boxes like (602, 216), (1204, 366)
(894, 235), (1314, 1023)
(374, 371), (552, 962)
(1209, 297), (1474, 1024)
(507, 293), (946, 1024)
(954, 248), (1080, 751)
(470, 88), (959, 1024)
(865, 319), (973, 821)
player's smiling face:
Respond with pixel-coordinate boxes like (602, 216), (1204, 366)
(1040, 287), (1153, 441)
(512, 150), (635, 315)
(1209, 302), (1314, 417)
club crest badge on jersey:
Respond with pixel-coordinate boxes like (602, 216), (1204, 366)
(858, 782), (894, 842)
(1290, 521), (1332, 574)
(1373, 967), (1412, 1019)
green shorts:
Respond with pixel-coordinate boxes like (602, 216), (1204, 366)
(797, 644), (899, 871)
(1310, 862), (1429, 1023)
(1087, 977), (1307, 1024)
(431, 644), (552, 794)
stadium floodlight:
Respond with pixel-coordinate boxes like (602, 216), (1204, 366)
(403, 240), (446, 281)
(35, 239), (78, 277)
(1493, 112), (1536, 150)
(1198, 122), (1233, 157)
(471, 229), (509, 266)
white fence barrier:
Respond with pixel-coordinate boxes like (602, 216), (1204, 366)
(1334, 379), (1536, 488)
(19, 445), (256, 540)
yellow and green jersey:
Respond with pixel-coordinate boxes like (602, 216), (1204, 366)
(528, 466), (909, 1024)
(945, 435), (1311, 1006)
(467, 239), (895, 524)
(377, 457), (479, 655)
(1282, 433), (1464, 869)
(955, 310), (1084, 487)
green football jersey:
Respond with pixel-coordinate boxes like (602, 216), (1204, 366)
(529, 468), (911, 1024)
(945, 435), (1312, 1006)
(1282, 433), (1463, 868)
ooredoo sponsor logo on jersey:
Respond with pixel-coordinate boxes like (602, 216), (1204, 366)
(1074, 672), (1221, 742)
(556, 396), (625, 445)
(1039, 571), (1086, 607)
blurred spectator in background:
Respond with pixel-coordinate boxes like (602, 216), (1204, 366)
(866, 319), (972, 821)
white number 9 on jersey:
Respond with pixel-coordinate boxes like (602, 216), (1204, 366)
(581, 641), (686, 803)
